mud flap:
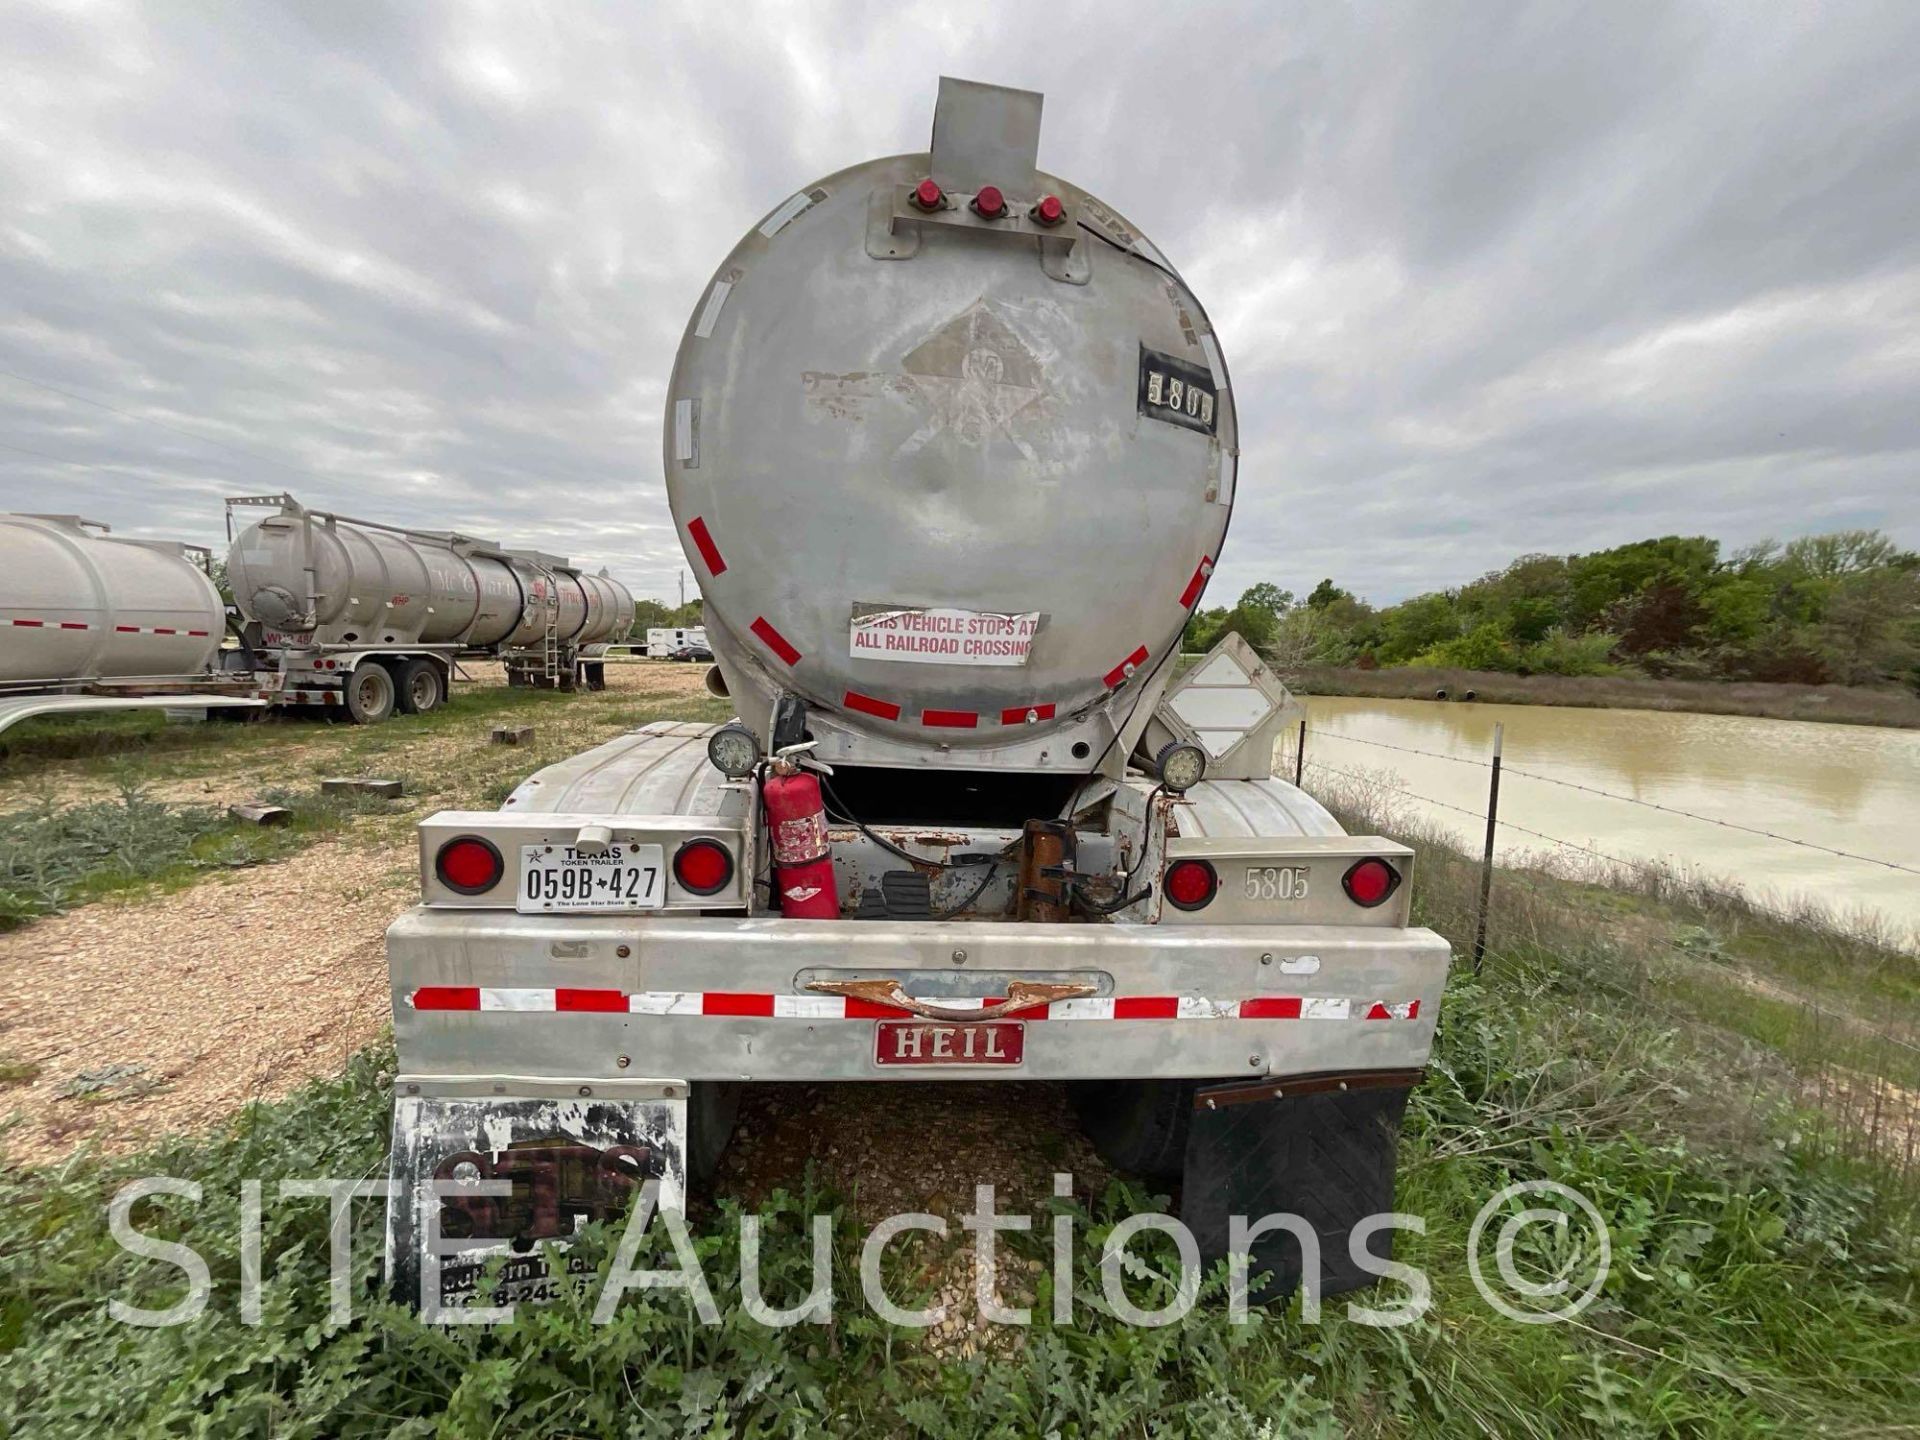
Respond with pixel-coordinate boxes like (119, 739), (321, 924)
(1180, 1071), (1418, 1304)
(383, 1089), (687, 1313)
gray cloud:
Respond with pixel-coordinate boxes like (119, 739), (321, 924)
(1, 0), (1915, 606)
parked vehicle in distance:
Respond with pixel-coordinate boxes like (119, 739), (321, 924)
(641, 625), (707, 658)
(668, 643), (714, 663)
(383, 77), (1451, 1313)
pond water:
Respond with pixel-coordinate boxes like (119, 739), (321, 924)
(1293, 696), (1920, 946)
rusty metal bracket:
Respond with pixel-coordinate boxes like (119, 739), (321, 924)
(803, 977), (1095, 1022)
(1193, 1067), (1425, 1111)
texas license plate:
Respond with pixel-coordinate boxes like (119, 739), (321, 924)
(517, 843), (665, 913)
(874, 1020), (1025, 1066)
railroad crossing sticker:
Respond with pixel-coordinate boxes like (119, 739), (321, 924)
(848, 604), (1040, 666)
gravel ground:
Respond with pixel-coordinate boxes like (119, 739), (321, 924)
(0, 838), (413, 1167)
(713, 1081), (1122, 1356)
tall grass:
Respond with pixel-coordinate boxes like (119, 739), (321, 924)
(1315, 762), (1920, 1181)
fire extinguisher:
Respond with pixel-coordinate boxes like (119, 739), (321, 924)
(762, 743), (840, 918)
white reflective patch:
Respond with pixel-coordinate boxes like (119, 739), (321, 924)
(478, 988), (555, 1012)
(1388, 1000), (1419, 1020)
(673, 399), (695, 463)
(772, 994), (845, 1018)
(1176, 996), (1240, 1019)
(759, 191), (814, 237)
(1278, 954), (1321, 975)
(1214, 451), (1236, 506)
(1048, 997), (1116, 1021)
(1199, 334), (1226, 389)
(1303, 997), (1351, 1020)
(629, 991), (702, 1015)
(692, 280), (733, 339)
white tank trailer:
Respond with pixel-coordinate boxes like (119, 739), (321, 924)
(224, 494), (634, 720)
(0, 498), (634, 734)
(380, 79), (1451, 1315)
(0, 513), (225, 686)
(0, 512), (272, 736)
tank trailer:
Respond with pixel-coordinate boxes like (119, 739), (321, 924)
(0, 497), (633, 734)
(382, 78), (1451, 1311)
(224, 494), (634, 720)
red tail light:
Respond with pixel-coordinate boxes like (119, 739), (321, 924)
(1163, 858), (1218, 911)
(1033, 194), (1064, 225)
(1342, 857), (1401, 908)
(673, 838), (735, 896)
(436, 836), (504, 895)
(912, 177), (943, 211)
(971, 185), (1006, 219)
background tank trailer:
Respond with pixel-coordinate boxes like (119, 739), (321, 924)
(224, 493), (635, 721)
(0, 497), (636, 735)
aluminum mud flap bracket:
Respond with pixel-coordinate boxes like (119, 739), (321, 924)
(383, 1080), (687, 1313)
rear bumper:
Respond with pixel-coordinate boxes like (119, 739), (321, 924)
(387, 907), (1452, 1085)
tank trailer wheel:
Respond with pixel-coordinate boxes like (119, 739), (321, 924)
(1068, 1079), (1197, 1181)
(686, 1081), (742, 1187)
(394, 657), (445, 715)
(345, 660), (397, 725)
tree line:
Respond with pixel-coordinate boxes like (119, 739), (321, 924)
(632, 598), (704, 630)
(1184, 530), (1920, 690)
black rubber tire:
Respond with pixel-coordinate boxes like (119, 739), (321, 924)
(344, 660), (396, 725)
(393, 657), (445, 715)
(685, 1081), (742, 1188)
(1068, 1079), (1198, 1181)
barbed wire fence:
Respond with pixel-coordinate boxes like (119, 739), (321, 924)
(1282, 719), (1920, 1180)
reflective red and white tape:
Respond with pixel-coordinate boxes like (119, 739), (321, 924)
(7, 618), (210, 636)
(408, 987), (1421, 1022)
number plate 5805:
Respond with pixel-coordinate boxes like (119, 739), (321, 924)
(1244, 865), (1309, 902)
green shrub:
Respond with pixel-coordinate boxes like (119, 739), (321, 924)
(1517, 628), (1620, 676)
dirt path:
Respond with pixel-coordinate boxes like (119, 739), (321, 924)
(0, 838), (413, 1167)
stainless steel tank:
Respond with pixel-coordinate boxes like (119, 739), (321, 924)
(0, 514), (224, 686)
(664, 78), (1235, 773)
(225, 497), (632, 652)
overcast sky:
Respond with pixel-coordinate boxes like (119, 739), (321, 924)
(2, 2), (1916, 607)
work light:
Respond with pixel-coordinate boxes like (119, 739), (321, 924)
(1154, 740), (1207, 793)
(707, 723), (761, 778)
